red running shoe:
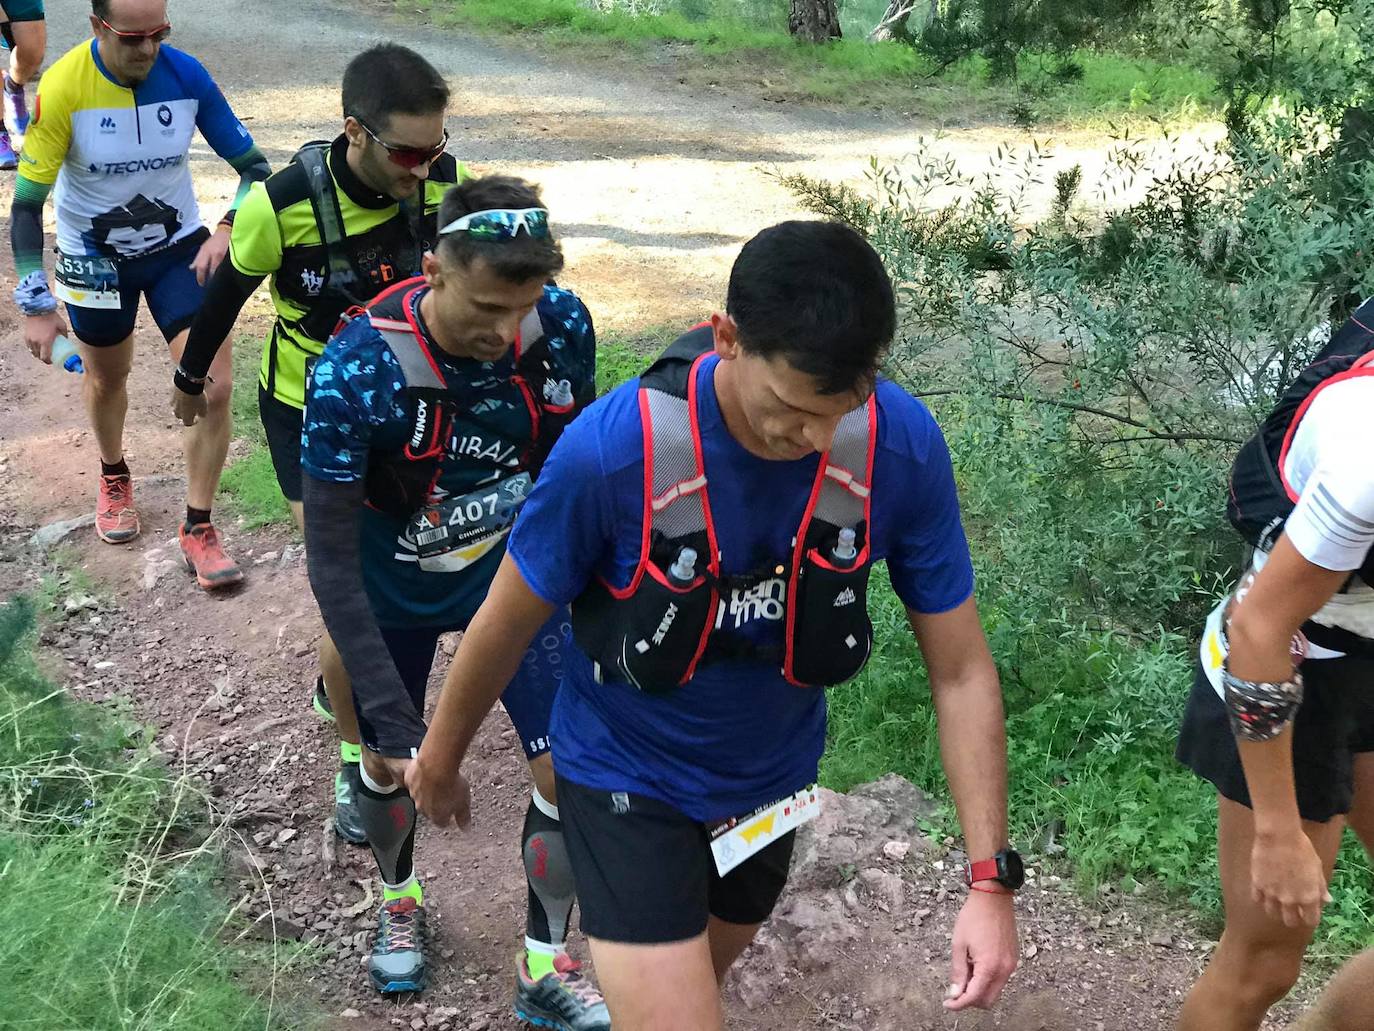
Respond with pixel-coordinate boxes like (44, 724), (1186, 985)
(96, 474), (140, 544)
(178, 522), (244, 590)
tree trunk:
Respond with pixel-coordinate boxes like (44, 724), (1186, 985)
(869, 0), (916, 42)
(789, 0), (843, 43)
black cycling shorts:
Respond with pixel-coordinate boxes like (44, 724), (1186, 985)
(1177, 653), (1374, 823)
(258, 384), (305, 503)
(355, 614), (568, 763)
(555, 774), (796, 944)
(66, 228), (209, 348)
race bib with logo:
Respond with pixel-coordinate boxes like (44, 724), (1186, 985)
(708, 785), (821, 877)
(53, 251), (121, 309)
(403, 472), (532, 573)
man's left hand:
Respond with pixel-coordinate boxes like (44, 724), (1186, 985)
(190, 224), (231, 285)
(945, 887), (1018, 1011)
(379, 754), (413, 787)
(406, 753), (472, 828)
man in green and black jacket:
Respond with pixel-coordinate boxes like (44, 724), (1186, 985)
(172, 42), (466, 845)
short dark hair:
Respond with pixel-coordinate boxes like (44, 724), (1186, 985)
(342, 44), (449, 131)
(726, 221), (895, 396)
(92, 0), (114, 19)
(434, 176), (565, 284)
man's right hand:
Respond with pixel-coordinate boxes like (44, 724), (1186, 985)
(1252, 826), (1330, 928)
(23, 312), (68, 364)
(406, 754), (472, 828)
(172, 385), (209, 426)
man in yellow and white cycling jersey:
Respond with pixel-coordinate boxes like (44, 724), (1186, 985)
(9, 0), (268, 587)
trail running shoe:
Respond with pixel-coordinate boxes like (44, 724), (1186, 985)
(312, 676), (335, 722)
(333, 761), (368, 845)
(4, 75), (28, 136)
(0, 130), (15, 170)
(96, 474), (140, 543)
(179, 522), (244, 590)
(514, 954), (611, 1031)
(369, 896), (427, 994)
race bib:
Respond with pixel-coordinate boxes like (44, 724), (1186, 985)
(404, 472), (532, 573)
(53, 252), (121, 309)
(708, 786), (821, 877)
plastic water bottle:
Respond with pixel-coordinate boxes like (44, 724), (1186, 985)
(831, 527), (858, 569)
(51, 334), (84, 374)
(544, 377), (573, 407)
(667, 546), (698, 586)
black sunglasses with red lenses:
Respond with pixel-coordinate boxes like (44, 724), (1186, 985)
(356, 118), (449, 170)
(99, 18), (173, 45)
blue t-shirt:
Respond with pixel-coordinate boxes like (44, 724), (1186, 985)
(506, 353), (974, 822)
(302, 284), (596, 629)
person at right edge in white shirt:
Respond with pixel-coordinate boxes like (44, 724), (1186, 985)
(1175, 297), (1374, 1031)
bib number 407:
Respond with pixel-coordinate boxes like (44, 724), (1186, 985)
(447, 491), (502, 527)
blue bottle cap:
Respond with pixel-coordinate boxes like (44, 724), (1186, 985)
(63, 354), (84, 373)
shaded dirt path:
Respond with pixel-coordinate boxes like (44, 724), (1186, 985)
(0, 2), (1301, 1029)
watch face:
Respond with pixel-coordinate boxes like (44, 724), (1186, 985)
(998, 849), (1026, 889)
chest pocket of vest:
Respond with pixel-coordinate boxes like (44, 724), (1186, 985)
(363, 386), (450, 518)
(596, 534), (717, 694)
(787, 525), (874, 686)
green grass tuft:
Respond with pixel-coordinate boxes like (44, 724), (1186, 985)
(218, 336), (292, 529)
(0, 595), (298, 1029)
(420, 0), (1220, 125)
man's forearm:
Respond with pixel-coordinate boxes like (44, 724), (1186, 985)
(11, 176), (51, 292)
(302, 475), (427, 756)
(226, 145), (270, 214)
(422, 556), (555, 772)
(177, 264), (263, 389)
(931, 666), (1009, 861)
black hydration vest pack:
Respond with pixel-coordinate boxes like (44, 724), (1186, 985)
(1226, 297), (1374, 652)
(571, 326), (878, 694)
(266, 141), (459, 342)
(356, 277), (578, 519)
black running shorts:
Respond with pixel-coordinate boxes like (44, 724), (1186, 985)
(1177, 654), (1374, 823)
(555, 774), (796, 944)
(258, 383), (305, 503)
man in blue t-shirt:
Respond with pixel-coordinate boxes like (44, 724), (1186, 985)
(406, 221), (1019, 1027)
(301, 176), (608, 1029)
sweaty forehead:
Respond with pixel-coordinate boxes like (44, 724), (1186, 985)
(106, 0), (169, 28)
(762, 355), (863, 415)
(456, 259), (546, 307)
(374, 110), (446, 147)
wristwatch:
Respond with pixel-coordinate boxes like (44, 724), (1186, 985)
(964, 848), (1025, 890)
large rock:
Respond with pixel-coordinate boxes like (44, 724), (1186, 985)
(791, 773), (937, 888)
(769, 896), (858, 972)
(29, 512), (96, 550)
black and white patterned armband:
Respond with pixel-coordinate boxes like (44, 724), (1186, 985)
(1221, 663), (1305, 742)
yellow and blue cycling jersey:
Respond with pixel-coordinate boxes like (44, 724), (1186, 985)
(19, 38), (255, 259)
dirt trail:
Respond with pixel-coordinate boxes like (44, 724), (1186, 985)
(0, 2), (1300, 1029)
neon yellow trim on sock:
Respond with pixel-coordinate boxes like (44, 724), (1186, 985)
(383, 879), (423, 905)
(526, 948), (557, 980)
(340, 740), (362, 764)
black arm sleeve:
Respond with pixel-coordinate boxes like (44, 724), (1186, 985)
(10, 199), (45, 269)
(175, 263), (265, 393)
(303, 475), (428, 756)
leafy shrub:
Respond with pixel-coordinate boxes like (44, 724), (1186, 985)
(798, 0), (1374, 953)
